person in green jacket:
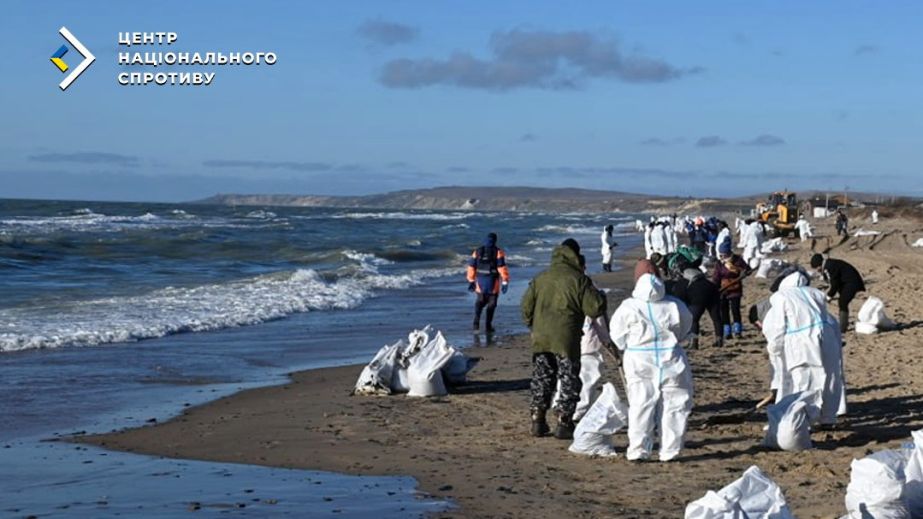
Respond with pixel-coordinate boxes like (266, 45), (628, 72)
(521, 239), (606, 439)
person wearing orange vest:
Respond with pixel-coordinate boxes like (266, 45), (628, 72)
(467, 232), (511, 333)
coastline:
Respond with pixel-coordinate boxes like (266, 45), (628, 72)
(79, 219), (923, 518)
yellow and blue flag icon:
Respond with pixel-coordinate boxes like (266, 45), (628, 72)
(51, 44), (69, 73)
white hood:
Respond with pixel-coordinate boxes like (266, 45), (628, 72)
(779, 272), (808, 288)
(632, 273), (665, 302)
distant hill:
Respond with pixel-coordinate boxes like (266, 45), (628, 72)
(195, 186), (756, 214)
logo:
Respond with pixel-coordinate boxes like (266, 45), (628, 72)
(50, 27), (95, 91)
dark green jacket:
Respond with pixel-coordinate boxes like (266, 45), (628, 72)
(521, 245), (606, 360)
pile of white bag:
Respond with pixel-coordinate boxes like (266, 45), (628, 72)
(568, 383), (628, 457)
(856, 296), (896, 335)
(755, 259), (787, 279)
(353, 326), (479, 397)
(844, 429), (923, 518)
(685, 465), (795, 518)
(853, 228), (882, 237)
(763, 391), (820, 452)
(761, 237), (788, 254)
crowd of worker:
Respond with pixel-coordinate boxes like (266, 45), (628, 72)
(467, 207), (870, 461)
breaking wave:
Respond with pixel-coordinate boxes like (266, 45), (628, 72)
(0, 266), (460, 352)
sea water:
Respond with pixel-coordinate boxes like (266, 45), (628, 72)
(0, 199), (641, 517)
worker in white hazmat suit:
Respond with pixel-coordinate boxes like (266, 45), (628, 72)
(610, 273), (694, 461)
(761, 272), (847, 425)
(650, 222), (669, 256)
(600, 225), (618, 272)
(793, 215), (813, 242)
(644, 223), (654, 259)
(871, 209), (879, 224)
(742, 220), (764, 268)
(574, 302), (611, 421)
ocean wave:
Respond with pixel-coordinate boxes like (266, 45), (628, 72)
(331, 212), (480, 221)
(0, 212), (271, 235)
(0, 266), (461, 352)
(245, 210), (277, 219)
(535, 224), (601, 235)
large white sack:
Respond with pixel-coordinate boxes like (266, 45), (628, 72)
(845, 450), (910, 519)
(756, 259), (785, 279)
(685, 466), (794, 519)
(903, 430), (923, 516)
(685, 491), (747, 519)
(390, 366), (410, 393)
(354, 341), (401, 395)
(763, 391), (819, 452)
(913, 238), (923, 248)
(857, 296), (896, 331)
(441, 349), (479, 385)
(407, 331), (454, 397)
(568, 383), (628, 457)
(761, 238), (787, 254)
(854, 228), (881, 237)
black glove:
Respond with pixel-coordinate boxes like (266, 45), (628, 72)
(468, 282), (476, 292)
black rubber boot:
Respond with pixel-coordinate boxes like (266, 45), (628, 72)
(554, 414), (575, 440)
(839, 310), (849, 334)
(688, 336), (699, 350)
(531, 409), (549, 437)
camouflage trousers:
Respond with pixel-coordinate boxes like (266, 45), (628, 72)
(531, 352), (582, 419)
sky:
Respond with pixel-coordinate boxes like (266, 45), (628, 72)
(0, 1), (921, 202)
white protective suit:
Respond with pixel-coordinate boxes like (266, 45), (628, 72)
(650, 224), (669, 256)
(762, 272), (847, 425)
(872, 210), (879, 224)
(610, 274), (694, 461)
(601, 228), (617, 267)
(737, 220), (749, 250)
(644, 225), (654, 259)
(794, 218), (812, 242)
(743, 221), (765, 267)
(574, 314), (611, 421)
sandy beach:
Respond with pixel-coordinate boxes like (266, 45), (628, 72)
(81, 213), (923, 518)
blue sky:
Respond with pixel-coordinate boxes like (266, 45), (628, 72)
(1, 1), (920, 202)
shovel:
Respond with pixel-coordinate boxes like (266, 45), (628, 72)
(601, 343), (630, 402)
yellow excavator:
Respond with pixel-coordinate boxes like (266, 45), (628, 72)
(757, 191), (798, 235)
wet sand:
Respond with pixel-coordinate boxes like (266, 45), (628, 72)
(81, 215), (923, 518)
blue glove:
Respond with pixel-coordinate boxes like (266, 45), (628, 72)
(501, 283), (509, 294)
(468, 282), (476, 292)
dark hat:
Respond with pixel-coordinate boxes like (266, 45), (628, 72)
(487, 232), (498, 242)
(561, 238), (580, 254)
(810, 254), (824, 268)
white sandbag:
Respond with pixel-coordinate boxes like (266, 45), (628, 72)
(857, 296), (895, 330)
(913, 238), (923, 248)
(845, 450), (910, 519)
(685, 466), (794, 519)
(407, 331), (454, 397)
(354, 341), (401, 395)
(441, 349), (479, 385)
(568, 383), (628, 457)
(761, 238), (788, 254)
(756, 259), (785, 279)
(764, 391), (819, 452)
(856, 322), (880, 335)
(903, 429), (923, 516)
(390, 366), (410, 393)
(853, 228), (881, 237)
(685, 491), (747, 519)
